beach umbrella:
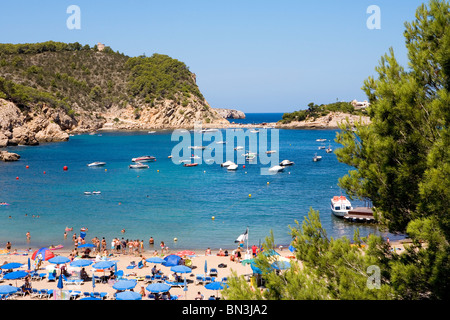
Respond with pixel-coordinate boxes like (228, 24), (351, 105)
(271, 261), (291, 270)
(204, 260), (208, 274)
(2, 270), (28, 280)
(116, 291), (142, 300)
(146, 257), (165, 264)
(70, 259), (93, 268)
(176, 250), (195, 257)
(112, 280), (137, 291)
(32, 247), (55, 261)
(183, 277), (188, 300)
(0, 262), (23, 270)
(241, 259), (254, 266)
(288, 245), (296, 253)
(146, 283), (171, 293)
(170, 265), (192, 274)
(57, 273), (64, 290)
(49, 256), (70, 265)
(78, 243), (96, 248)
(27, 258), (31, 271)
(92, 261), (114, 270)
(162, 254), (181, 267)
(205, 281), (229, 298)
(92, 274), (96, 292)
(0, 285), (20, 295)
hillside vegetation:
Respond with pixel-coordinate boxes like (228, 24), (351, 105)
(279, 101), (367, 124)
(0, 41), (210, 117)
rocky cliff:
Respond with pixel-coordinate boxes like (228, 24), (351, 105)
(214, 108), (246, 119)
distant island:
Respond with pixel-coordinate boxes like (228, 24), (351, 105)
(277, 101), (371, 129)
(0, 41), (228, 147)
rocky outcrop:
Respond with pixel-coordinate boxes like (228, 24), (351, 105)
(0, 150), (20, 161)
(0, 99), (73, 146)
(214, 108), (246, 119)
(277, 112), (371, 129)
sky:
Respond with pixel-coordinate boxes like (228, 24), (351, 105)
(0, 0), (427, 113)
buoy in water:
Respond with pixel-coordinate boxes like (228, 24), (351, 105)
(174, 238), (178, 242)
(267, 182), (270, 185)
(157, 170), (159, 173)
(105, 169), (107, 172)
(212, 216), (215, 220)
(249, 194), (252, 198)
(243, 165), (246, 169)
(26, 165), (29, 169)
(16, 176), (19, 180)
(63, 166), (68, 171)
(43, 171), (46, 174)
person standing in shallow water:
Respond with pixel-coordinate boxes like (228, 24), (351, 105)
(26, 231), (31, 241)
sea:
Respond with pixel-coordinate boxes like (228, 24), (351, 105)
(0, 113), (404, 251)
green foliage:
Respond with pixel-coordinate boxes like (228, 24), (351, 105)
(279, 101), (360, 124)
(125, 53), (203, 103)
(335, 0), (450, 299)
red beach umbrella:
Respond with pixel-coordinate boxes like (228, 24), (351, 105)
(176, 250), (196, 257)
(31, 247), (55, 261)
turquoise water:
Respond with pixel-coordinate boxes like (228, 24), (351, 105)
(0, 128), (402, 250)
(230, 113), (284, 124)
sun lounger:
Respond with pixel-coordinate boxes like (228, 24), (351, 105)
(62, 274), (84, 285)
(165, 280), (184, 288)
(209, 268), (218, 277)
(47, 273), (56, 282)
(195, 274), (204, 285)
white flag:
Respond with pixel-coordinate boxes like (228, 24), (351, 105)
(235, 228), (248, 243)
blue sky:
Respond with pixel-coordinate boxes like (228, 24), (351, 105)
(1, 0), (426, 112)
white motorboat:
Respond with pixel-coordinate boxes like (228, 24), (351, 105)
(318, 145), (326, 150)
(250, 130), (259, 133)
(266, 150), (277, 154)
(268, 165), (285, 173)
(326, 144), (333, 153)
(216, 141), (227, 144)
(129, 162), (149, 169)
(316, 139), (327, 142)
(331, 196), (353, 217)
(313, 153), (322, 162)
(148, 131), (156, 134)
(221, 161), (235, 167)
(92, 191), (101, 195)
(280, 160), (294, 166)
(132, 156), (156, 162)
(234, 146), (244, 151)
(87, 162), (106, 167)
(84, 192), (92, 195)
(227, 164), (238, 171)
(189, 146), (206, 150)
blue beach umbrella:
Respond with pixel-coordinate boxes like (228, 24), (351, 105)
(70, 259), (93, 268)
(49, 256), (70, 265)
(170, 265), (192, 274)
(116, 291), (142, 300)
(78, 244), (96, 248)
(146, 257), (165, 264)
(288, 245), (296, 253)
(204, 260), (208, 274)
(0, 285), (20, 295)
(112, 280), (137, 291)
(2, 270), (28, 280)
(92, 261), (114, 270)
(92, 275), (96, 291)
(146, 283), (171, 293)
(205, 281), (229, 291)
(57, 273), (64, 290)
(27, 258), (31, 271)
(271, 261), (291, 270)
(0, 262), (23, 270)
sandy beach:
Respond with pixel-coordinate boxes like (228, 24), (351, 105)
(0, 239), (408, 301)
(0, 245), (288, 300)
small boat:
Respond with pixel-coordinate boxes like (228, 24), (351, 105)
(250, 130), (259, 133)
(280, 160), (294, 166)
(234, 146), (244, 151)
(318, 145), (326, 150)
(326, 145), (333, 153)
(227, 164), (238, 171)
(168, 155), (173, 159)
(191, 155), (201, 159)
(129, 162), (149, 169)
(183, 163), (198, 167)
(268, 165), (285, 173)
(331, 196), (353, 217)
(266, 150), (277, 154)
(221, 161), (235, 167)
(92, 191), (101, 195)
(148, 131), (156, 133)
(316, 139), (327, 142)
(84, 192), (92, 195)
(205, 129), (219, 132)
(0, 202), (10, 206)
(179, 159), (191, 164)
(87, 162), (106, 167)
(132, 156), (156, 162)
(216, 141), (227, 144)
(313, 153), (322, 162)
(189, 146), (206, 150)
